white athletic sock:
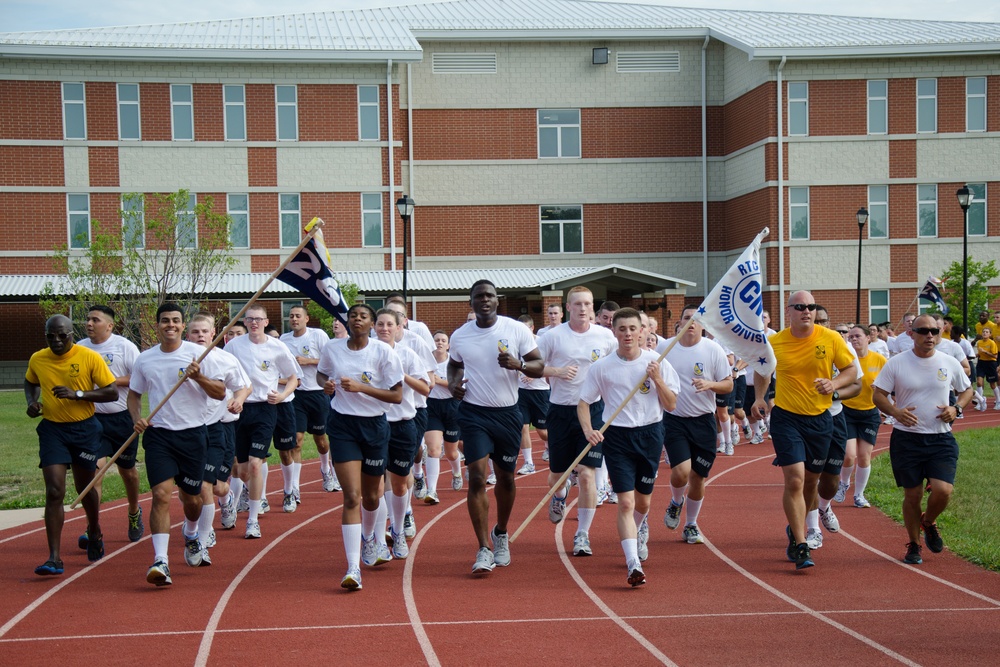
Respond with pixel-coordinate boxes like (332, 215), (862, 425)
(577, 507), (596, 534)
(755, 421), (765, 435)
(521, 448), (533, 466)
(855, 465), (872, 497)
(819, 496), (832, 512)
(716, 431), (725, 447)
(260, 462), (269, 495)
(596, 461), (608, 491)
(425, 457), (441, 494)
(219, 490), (233, 510)
(281, 463), (294, 494)
(229, 477), (244, 504)
(342, 523), (362, 570)
(554, 477), (568, 500)
(621, 538), (638, 565)
(248, 499), (261, 523)
(291, 461), (302, 494)
(685, 497), (703, 525)
(319, 451), (331, 474)
(198, 504), (214, 545)
(806, 508), (820, 531)
(361, 505), (378, 540)
(840, 464), (854, 487)
(670, 484), (687, 506)
(413, 456), (424, 477)
(449, 456), (461, 476)
(633, 509), (647, 528)
(390, 491), (409, 536)
(741, 417), (750, 430)
(375, 497), (388, 546)
(720, 418), (731, 445)
(182, 518), (198, 540)
(488, 459), (495, 475)
(152, 533), (170, 563)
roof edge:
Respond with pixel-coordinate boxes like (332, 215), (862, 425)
(0, 45), (423, 63)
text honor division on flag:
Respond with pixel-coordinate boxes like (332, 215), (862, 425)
(276, 217), (349, 325)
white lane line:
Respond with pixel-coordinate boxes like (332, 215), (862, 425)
(555, 498), (678, 666)
(0, 500), (129, 545)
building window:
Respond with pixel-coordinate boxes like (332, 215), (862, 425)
(967, 77), (987, 132)
(787, 82), (808, 136)
(117, 83), (140, 140)
(538, 110), (581, 158)
(62, 82), (86, 140)
(176, 193), (198, 248)
(171, 84), (194, 141)
(228, 193), (249, 248)
(276, 85), (298, 141)
(280, 193), (301, 248)
(869, 290), (889, 325)
(361, 193), (383, 247)
(67, 193), (90, 248)
(916, 78), (937, 134)
(121, 194), (144, 248)
(282, 300), (303, 334)
(229, 301), (249, 321)
(968, 183), (987, 237)
(223, 84), (246, 141)
(358, 85), (379, 141)
(789, 187), (809, 240)
(867, 80), (888, 135)
(868, 185), (888, 239)
(540, 205), (583, 254)
(917, 184), (937, 238)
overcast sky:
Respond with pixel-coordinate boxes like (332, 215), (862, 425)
(2, 0), (998, 32)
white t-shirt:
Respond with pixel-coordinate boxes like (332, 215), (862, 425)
(317, 338), (404, 418)
(78, 334), (139, 414)
(895, 332), (915, 354)
(869, 339), (890, 358)
(958, 337), (975, 359)
(537, 322), (618, 406)
(224, 334), (300, 403)
(662, 337), (731, 418)
(129, 341), (224, 431)
(580, 349), (681, 428)
(280, 327), (330, 391)
(873, 350), (971, 435)
(449, 316), (537, 408)
(936, 338), (967, 367)
(398, 329), (436, 409)
(385, 344), (428, 422)
(204, 347), (251, 425)
(406, 319), (436, 350)
(429, 357), (453, 400)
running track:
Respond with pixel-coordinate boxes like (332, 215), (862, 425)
(2, 411), (999, 666)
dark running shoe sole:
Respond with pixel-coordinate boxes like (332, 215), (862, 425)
(921, 515), (944, 553)
(34, 560), (64, 576)
(87, 536), (105, 562)
(786, 525), (796, 562)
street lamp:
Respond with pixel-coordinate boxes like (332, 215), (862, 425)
(956, 185), (972, 329)
(395, 195), (415, 302)
(856, 207), (868, 325)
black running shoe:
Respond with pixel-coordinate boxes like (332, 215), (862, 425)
(785, 525), (796, 562)
(794, 543), (814, 570)
(903, 542), (923, 564)
(87, 534), (104, 562)
(921, 517), (944, 553)
(128, 507), (145, 543)
(78, 532), (88, 550)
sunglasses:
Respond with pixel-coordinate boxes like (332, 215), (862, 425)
(835, 329), (849, 334)
(789, 304), (818, 311)
(912, 327), (940, 336)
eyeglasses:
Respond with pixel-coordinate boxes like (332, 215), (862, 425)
(789, 304), (818, 312)
(243, 316), (266, 323)
(912, 327), (940, 336)
(815, 319), (830, 325)
(835, 329), (849, 334)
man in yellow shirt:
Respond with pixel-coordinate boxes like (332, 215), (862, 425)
(974, 310), (998, 341)
(25, 314), (118, 576)
(751, 292), (857, 570)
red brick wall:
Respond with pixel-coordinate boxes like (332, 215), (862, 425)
(0, 193), (68, 250)
(724, 82), (774, 154)
(248, 147), (277, 186)
(890, 244), (918, 283)
(584, 107), (724, 158)
(249, 193), (279, 248)
(140, 83), (171, 141)
(88, 147), (119, 187)
(990, 75), (1000, 132)
(298, 84), (364, 141)
(85, 82), (117, 141)
(889, 184), (916, 239)
(409, 109), (536, 160)
(888, 79), (915, 134)
(889, 140), (916, 179)
(0, 146), (63, 186)
(806, 80), (866, 137)
(301, 193), (366, 248)
(938, 77), (965, 134)
(721, 188), (775, 250)
(193, 83), (223, 141)
(797, 185), (868, 242)
(0, 80), (61, 140)
(246, 83), (276, 141)
(0, 304), (49, 362)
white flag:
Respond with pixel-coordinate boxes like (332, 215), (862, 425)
(693, 228), (776, 378)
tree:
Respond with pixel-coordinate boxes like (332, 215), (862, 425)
(936, 257), (999, 328)
(305, 281), (357, 334)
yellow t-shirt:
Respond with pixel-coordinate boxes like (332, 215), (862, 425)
(977, 338), (998, 361)
(975, 320), (998, 337)
(771, 325), (856, 416)
(842, 350), (888, 412)
(25, 344), (116, 423)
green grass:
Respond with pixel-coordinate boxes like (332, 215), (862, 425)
(866, 426), (1000, 571)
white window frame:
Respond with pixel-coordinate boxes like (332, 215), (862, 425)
(171, 84), (194, 141)
(62, 82), (86, 140)
(539, 205), (584, 254)
(223, 84), (246, 141)
(867, 80), (888, 135)
(358, 85), (380, 141)
(280, 193), (301, 248)
(117, 83), (141, 141)
(361, 193), (383, 248)
(868, 185), (889, 239)
(787, 82), (808, 137)
(789, 187), (810, 240)
(229, 301), (249, 321)
(177, 193), (198, 249)
(537, 109), (581, 159)
(121, 194), (145, 249)
(967, 77), (987, 133)
(916, 78), (937, 134)
(67, 193), (90, 249)
(869, 289), (890, 326)
(227, 193), (250, 249)
(276, 85), (298, 141)
(917, 184), (938, 238)
(967, 183), (987, 237)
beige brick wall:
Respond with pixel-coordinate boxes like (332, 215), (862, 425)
(916, 137), (1000, 181)
(275, 146), (383, 190)
(723, 44), (771, 104)
(789, 243), (890, 288)
(118, 145), (248, 191)
(787, 139), (889, 184)
(63, 146), (89, 188)
(724, 145), (766, 197)
(782, 56), (999, 81)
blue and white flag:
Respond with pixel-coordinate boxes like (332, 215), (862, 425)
(918, 276), (949, 315)
(277, 218), (349, 325)
(693, 228), (777, 377)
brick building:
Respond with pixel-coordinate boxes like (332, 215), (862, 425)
(1, 0), (998, 377)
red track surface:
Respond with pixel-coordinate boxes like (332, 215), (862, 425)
(2, 410), (999, 666)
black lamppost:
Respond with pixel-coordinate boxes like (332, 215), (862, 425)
(956, 185), (972, 328)
(856, 207), (868, 325)
(396, 195), (415, 302)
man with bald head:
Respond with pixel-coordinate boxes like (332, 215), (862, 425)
(25, 314), (118, 576)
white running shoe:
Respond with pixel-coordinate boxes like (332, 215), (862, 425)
(541, 448), (549, 462)
(549, 493), (567, 524)
(664, 500), (684, 530)
(637, 516), (649, 561)
(820, 507), (840, 533)
(806, 528), (823, 549)
(236, 486), (249, 513)
(716, 443), (725, 454)
(361, 534), (378, 566)
(750, 432), (765, 445)
(260, 497), (270, 514)
(517, 462), (535, 475)
(833, 481), (850, 503)
(731, 423), (740, 443)
(452, 474), (463, 491)
(205, 529), (216, 549)
(321, 469), (338, 492)
(391, 530), (409, 560)
(683, 524), (704, 544)
(282, 492), (296, 513)
(486, 472), (497, 485)
(573, 531), (592, 556)
(725, 442), (734, 456)
(424, 490), (440, 505)
(606, 489), (618, 504)
(220, 492), (237, 530)
(184, 536), (207, 567)
(413, 474), (427, 500)
(375, 542), (393, 565)
(404, 512), (416, 539)
(854, 495), (871, 508)
(490, 527), (510, 567)
(245, 521), (261, 539)
(340, 568), (362, 590)
(472, 547), (495, 574)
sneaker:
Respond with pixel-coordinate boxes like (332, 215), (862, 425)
(819, 507), (840, 533)
(282, 492), (296, 513)
(921, 514), (944, 553)
(573, 531), (592, 557)
(294, 487), (301, 505)
(146, 559), (172, 586)
(994, 400), (1000, 411)
(793, 543), (814, 570)
(786, 525), (797, 562)
(725, 442), (734, 456)
(606, 489), (618, 504)
(220, 492), (237, 530)
(903, 541), (923, 565)
(413, 474), (427, 500)
(34, 559), (64, 576)
(486, 472), (497, 485)
(596, 487), (607, 507)
(391, 530), (409, 560)
(361, 534), (378, 566)
(637, 516), (649, 562)
(491, 527), (511, 567)
(205, 529), (217, 549)
(127, 507), (145, 542)
(472, 547), (495, 574)
(404, 512), (416, 539)
(424, 490), (440, 505)
(742, 423), (752, 439)
(321, 469), (338, 492)
(716, 443), (725, 454)
(854, 495), (871, 508)
(185, 536), (206, 567)
(340, 567), (362, 590)
(627, 561), (646, 587)
(750, 432), (765, 445)
(569, 470), (579, 487)
(517, 462), (535, 475)
(260, 497), (270, 514)
(541, 448), (549, 462)
(833, 481), (849, 503)
(549, 487), (568, 524)
(236, 485), (249, 512)
(806, 528), (823, 549)
(664, 500), (684, 530)
(451, 474), (463, 491)
(683, 524), (704, 544)
(375, 542), (393, 565)
(87, 533), (105, 562)
(976, 399), (987, 412)
(245, 521), (261, 539)
(731, 423), (740, 443)
(78, 532), (88, 550)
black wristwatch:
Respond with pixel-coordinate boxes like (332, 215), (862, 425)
(832, 391), (840, 401)
(954, 404), (963, 417)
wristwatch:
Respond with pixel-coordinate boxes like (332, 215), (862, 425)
(954, 404), (963, 417)
(520, 359), (527, 372)
(75, 390), (85, 400)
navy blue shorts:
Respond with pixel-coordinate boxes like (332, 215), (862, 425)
(426, 397), (460, 443)
(413, 406), (428, 444)
(143, 424), (207, 497)
(273, 401), (297, 451)
(769, 405), (832, 473)
(458, 402), (522, 473)
(843, 406), (880, 445)
(730, 375), (746, 412)
(206, 421), (236, 484)
(547, 402), (603, 473)
(602, 422), (664, 495)
(37, 417), (103, 470)
(889, 429), (959, 488)
(96, 410), (138, 469)
(328, 410), (389, 477)
(236, 402), (276, 463)
(977, 359), (998, 384)
(715, 389), (733, 408)
(294, 390), (330, 435)
(824, 410), (848, 475)
(518, 388), (550, 429)
(387, 419), (419, 476)
(662, 411), (717, 479)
